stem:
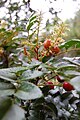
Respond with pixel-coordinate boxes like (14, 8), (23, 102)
(36, 12), (41, 45)
(36, 12), (42, 60)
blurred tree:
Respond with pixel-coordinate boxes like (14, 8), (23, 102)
(65, 9), (80, 40)
(0, 0), (35, 29)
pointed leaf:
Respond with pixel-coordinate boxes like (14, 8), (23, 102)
(30, 15), (37, 22)
(27, 20), (38, 31)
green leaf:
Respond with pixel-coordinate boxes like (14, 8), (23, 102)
(54, 61), (77, 70)
(27, 20), (38, 31)
(63, 57), (80, 66)
(29, 59), (41, 68)
(60, 39), (80, 49)
(42, 56), (52, 63)
(0, 82), (14, 90)
(64, 70), (80, 76)
(46, 103), (57, 116)
(0, 67), (27, 80)
(0, 90), (14, 97)
(21, 70), (44, 80)
(0, 82), (15, 97)
(28, 110), (44, 120)
(2, 104), (25, 120)
(0, 97), (12, 119)
(30, 15), (37, 22)
(15, 81), (43, 100)
(0, 75), (15, 82)
(70, 76), (80, 92)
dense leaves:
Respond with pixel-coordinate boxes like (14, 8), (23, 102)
(27, 88), (80, 120)
(0, 8), (80, 120)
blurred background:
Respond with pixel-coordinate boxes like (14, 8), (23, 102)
(0, 0), (80, 39)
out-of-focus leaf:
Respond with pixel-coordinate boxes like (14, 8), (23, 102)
(29, 30), (36, 39)
(2, 104), (25, 120)
(54, 62), (77, 70)
(0, 90), (14, 97)
(0, 97), (12, 120)
(0, 82), (14, 90)
(42, 56), (52, 63)
(70, 76), (80, 92)
(30, 15), (37, 22)
(60, 39), (80, 49)
(0, 75), (15, 82)
(63, 57), (80, 66)
(64, 70), (80, 76)
(27, 20), (38, 31)
(0, 82), (15, 97)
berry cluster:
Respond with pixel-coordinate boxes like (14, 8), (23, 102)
(46, 75), (74, 91)
(42, 39), (60, 57)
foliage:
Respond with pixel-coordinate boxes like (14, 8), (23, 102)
(0, 11), (80, 120)
(0, 0), (33, 28)
(65, 9), (80, 40)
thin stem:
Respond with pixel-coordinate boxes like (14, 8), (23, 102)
(36, 12), (42, 60)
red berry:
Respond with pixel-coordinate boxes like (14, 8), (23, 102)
(63, 82), (74, 91)
(51, 46), (60, 54)
(46, 81), (54, 89)
(44, 39), (51, 49)
(56, 75), (64, 83)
